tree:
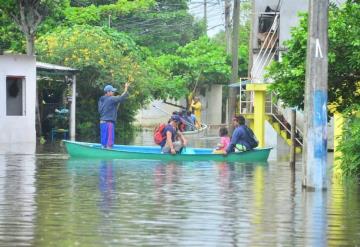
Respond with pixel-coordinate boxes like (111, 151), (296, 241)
(36, 25), (155, 140)
(266, 1), (360, 113)
(151, 36), (231, 106)
(111, 0), (204, 55)
(64, 0), (155, 25)
(0, 8), (25, 53)
(0, 0), (68, 55)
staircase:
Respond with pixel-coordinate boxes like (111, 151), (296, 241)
(266, 100), (303, 153)
(238, 86), (303, 153)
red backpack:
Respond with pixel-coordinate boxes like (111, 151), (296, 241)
(154, 123), (166, 145)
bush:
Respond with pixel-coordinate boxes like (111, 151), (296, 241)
(337, 104), (360, 180)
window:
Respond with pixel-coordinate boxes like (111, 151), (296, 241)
(6, 77), (25, 116)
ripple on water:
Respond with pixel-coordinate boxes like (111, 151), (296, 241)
(0, 149), (359, 246)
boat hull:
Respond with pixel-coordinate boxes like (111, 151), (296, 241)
(63, 141), (272, 162)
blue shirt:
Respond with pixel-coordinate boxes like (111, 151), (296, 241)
(98, 92), (129, 122)
(190, 114), (196, 124)
(160, 124), (177, 147)
(226, 125), (252, 153)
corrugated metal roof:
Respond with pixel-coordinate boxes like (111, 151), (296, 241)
(36, 62), (78, 73)
(228, 80), (249, 88)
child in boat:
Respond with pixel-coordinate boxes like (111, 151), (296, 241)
(213, 127), (230, 154)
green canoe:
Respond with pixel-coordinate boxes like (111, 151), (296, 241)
(63, 140), (272, 162)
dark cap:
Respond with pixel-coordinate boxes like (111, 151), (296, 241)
(170, 115), (181, 123)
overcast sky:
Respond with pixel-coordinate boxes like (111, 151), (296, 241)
(189, 0), (226, 37)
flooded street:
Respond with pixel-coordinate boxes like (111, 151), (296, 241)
(0, 130), (359, 246)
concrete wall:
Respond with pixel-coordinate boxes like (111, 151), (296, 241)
(278, 0), (308, 46)
(0, 55), (36, 147)
(201, 85), (223, 125)
(135, 85), (223, 126)
(135, 100), (181, 126)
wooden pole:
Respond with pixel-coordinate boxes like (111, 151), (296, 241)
(204, 0), (207, 35)
(225, 0), (231, 55)
(302, 0), (329, 190)
(228, 0), (240, 133)
(70, 75), (76, 141)
(248, 0), (255, 78)
(290, 109), (296, 170)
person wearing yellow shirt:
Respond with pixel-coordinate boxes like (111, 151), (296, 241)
(191, 96), (202, 126)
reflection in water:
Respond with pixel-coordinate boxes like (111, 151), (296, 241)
(0, 155), (36, 246)
(0, 155), (359, 246)
(303, 191), (327, 247)
(99, 161), (115, 213)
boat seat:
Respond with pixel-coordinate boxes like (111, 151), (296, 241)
(51, 128), (69, 142)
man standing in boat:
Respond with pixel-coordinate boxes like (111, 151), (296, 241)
(98, 83), (129, 148)
(160, 115), (187, 154)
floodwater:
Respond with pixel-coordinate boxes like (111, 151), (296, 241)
(0, 130), (359, 246)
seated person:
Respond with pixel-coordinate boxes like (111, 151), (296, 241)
(160, 115), (187, 154)
(213, 127), (230, 154)
(190, 111), (199, 129)
(181, 110), (194, 131)
(225, 115), (254, 154)
(177, 111), (186, 132)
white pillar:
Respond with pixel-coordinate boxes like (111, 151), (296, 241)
(70, 75), (76, 141)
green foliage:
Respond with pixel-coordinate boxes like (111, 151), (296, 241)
(212, 0), (251, 78)
(266, 1), (360, 112)
(64, 0), (155, 25)
(213, 26), (250, 77)
(70, 0), (117, 7)
(0, 9), (25, 52)
(62, 0), (200, 55)
(0, 0), (69, 54)
(113, 1), (204, 55)
(151, 36), (231, 100)
(337, 104), (360, 180)
(36, 25), (153, 140)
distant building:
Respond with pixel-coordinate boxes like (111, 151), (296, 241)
(250, 0), (344, 82)
(0, 55), (37, 153)
(250, 0), (308, 82)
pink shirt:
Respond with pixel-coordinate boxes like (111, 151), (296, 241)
(219, 136), (230, 151)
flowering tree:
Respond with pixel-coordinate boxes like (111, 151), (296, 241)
(36, 25), (154, 139)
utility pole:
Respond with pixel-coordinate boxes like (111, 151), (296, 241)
(248, 0), (255, 78)
(204, 0), (208, 35)
(290, 109), (296, 170)
(228, 0), (240, 132)
(302, 0), (329, 190)
(225, 0), (231, 54)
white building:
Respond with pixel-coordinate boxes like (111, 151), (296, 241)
(0, 55), (78, 154)
(249, 0), (344, 150)
(0, 55), (36, 153)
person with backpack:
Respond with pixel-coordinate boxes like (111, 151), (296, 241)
(225, 115), (258, 154)
(159, 115), (187, 154)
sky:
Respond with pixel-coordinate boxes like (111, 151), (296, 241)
(189, 0), (226, 37)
